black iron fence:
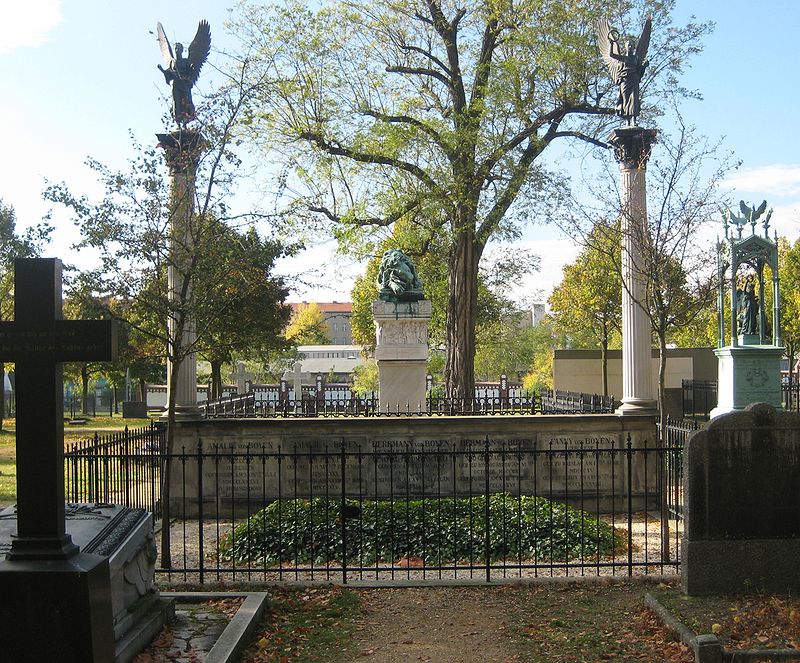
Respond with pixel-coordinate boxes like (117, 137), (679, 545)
(657, 417), (702, 521)
(540, 389), (615, 413)
(65, 423), (165, 516)
(681, 379), (717, 421)
(682, 378), (800, 417)
(200, 388), (615, 419)
(65, 426), (682, 583)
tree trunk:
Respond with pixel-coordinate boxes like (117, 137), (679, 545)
(81, 364), (90, 415)
(160, 347), (182, 570)
(657, 330), (670, 560)
(600, 325), (609, 398)
(445, 227), (482, 404)
(210, 360), (223, 401)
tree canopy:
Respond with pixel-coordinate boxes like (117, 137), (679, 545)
(231, 0), (710, 398)
(285, 302), (330, 346)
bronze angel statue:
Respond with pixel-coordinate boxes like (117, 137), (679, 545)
(597, 17), (651, 125)
(156, 20), (211, 127)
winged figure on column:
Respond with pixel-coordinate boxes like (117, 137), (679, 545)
(597, 17), (651, 126)
(156, 20), (211, 127)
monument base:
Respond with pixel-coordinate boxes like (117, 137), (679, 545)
(683, 537), (800, 596)
(0, 505), (171, 663)
(615, 397), (657, 417)
(711, 344), (783, 418)
(377, 359), (429, 413)
(161, 403), (203, 422)
(0, 552), (115, 663)
(373, 299), (431, 414)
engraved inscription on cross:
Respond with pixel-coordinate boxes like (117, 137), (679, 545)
(0, 259), (116, 560)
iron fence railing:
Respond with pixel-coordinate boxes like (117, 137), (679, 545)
(64, 422), (165, 516)
(681, 379), (717, 421)
(657, 417), (702, 521)
(65, 427), (681, 584)
(682, 378), (800, 417)
(200, 388), (615, 419)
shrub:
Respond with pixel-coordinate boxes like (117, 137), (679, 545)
(218, 494), (621, 566)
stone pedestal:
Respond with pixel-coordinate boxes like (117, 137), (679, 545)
(0, 504), (172, 663)
(157, 130), (207, 421)
(609, 127), (658, 416)
(373, 300), (431, 413)
(710, 344), (784, 418)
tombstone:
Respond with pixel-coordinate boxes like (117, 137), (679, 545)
(682, 403), (800, 595)
(0, 259), (168, 662)
(290, 360), (303, 404)
(230, 360), (253, 395)
(122, 400), (149, 419)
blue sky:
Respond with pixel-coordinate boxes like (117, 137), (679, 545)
(1, 1), (799, 303)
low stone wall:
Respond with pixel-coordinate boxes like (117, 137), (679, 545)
(169, 414), (658, 518)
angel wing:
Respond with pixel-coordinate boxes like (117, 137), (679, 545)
(186, 20), (212, 84)
(156, 22), (174, 68)
(635, 16), (652, 63)
(596, 19), (621, 79)
(740, 200), (751, 219)
(754, 200), (767, 219)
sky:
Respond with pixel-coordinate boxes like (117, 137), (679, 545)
(1, 1), (799, 307)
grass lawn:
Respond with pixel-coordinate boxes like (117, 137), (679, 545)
(0, 415), (155, 505)
(0, 428), (15, 506)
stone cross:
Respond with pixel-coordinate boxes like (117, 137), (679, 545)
(291, 360), (303, 403)
(230, 361), (251, 395)
(0, 259), (116, 559)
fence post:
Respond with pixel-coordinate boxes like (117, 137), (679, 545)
(197, 438), (204, 585)
(340, 437), (348, 585)
(626, 433), (633, 577)
(484, 435), (491, 583)
(124, 425), (130, 506)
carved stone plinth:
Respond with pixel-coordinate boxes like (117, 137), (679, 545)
(0, 503), (172, 662)
(373, 300), (431, 413)
(609, 127), (658, 416)
(710, 344), (784, 418)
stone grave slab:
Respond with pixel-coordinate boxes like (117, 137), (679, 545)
(682, 402), (800, 595)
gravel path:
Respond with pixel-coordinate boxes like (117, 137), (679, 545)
(352, 587), (524, 663)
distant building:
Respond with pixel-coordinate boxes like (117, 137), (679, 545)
(289, 302), (354, 345)
(294, 344), (365, 382)
(504, 303), (545, 329)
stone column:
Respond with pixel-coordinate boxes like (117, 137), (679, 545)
(373, 300), (432, 413)
(609, 127), (658, 416)
(157, 130), (206, 420)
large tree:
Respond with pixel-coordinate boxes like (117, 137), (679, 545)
(231, 0), (709, 399)
(779, 238), (800, 384)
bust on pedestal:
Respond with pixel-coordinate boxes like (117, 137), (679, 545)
(372, 249), (430, 413)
